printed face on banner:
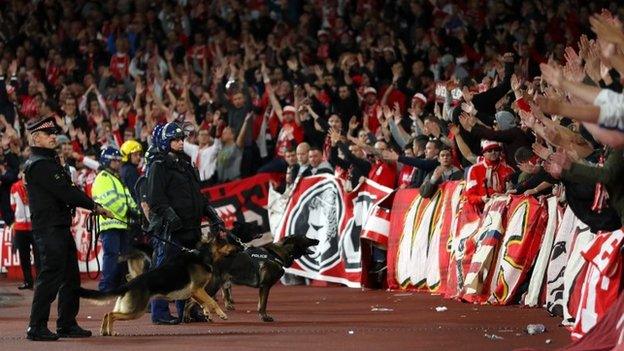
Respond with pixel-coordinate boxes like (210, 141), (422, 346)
(340, 192), (376, 271)
(289, 181), (344, 272)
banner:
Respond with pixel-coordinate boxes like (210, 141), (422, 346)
(274, 175), (391, 288)
(524, 196), (559, 307)
(1, 208), (103, 275)
(446, 189), (480, 298)
(202, 173), (278, 231)
(461, 196), (510, 303)
(562, 226), (595, 326)
(267, 184), (289, 237)
(563, 290), (624, 350)
(545, 205), (580, 316)
(486, 195), (547, 305)
(360, 192), (394, 247)
(571, 230), (624, 340)
(387, 181), (463, 292)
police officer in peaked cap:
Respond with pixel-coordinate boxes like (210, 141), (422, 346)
(24, 117), (113, 341)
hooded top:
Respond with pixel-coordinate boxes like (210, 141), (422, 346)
(494, 110), (516, 131)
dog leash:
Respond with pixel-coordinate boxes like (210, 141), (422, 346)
(116, 216), (198, 254)
(89, 209), (231, 256)
(85, 212), (102, 279)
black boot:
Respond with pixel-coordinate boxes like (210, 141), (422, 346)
(26, 326), (59, 341)
(18, 282), (33, 290)
(56, 325), (92, 338)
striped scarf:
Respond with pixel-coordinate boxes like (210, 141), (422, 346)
(591, 152), (609, 213)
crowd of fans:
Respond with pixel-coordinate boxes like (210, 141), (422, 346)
(1, 0), (624, 256)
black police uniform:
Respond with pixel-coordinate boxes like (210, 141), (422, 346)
(146, 150), (223, 247)
(146, 149), (224, 322)
(25, 146), (96, 339)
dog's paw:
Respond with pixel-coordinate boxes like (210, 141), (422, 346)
(260, 315), (274, 322)
(217, 310), (228, 320)
(225, 303), (235, 311)
(201, 310), (214, 322)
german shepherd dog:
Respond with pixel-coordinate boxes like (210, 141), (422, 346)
(118, 243), (152, 281)
(78, 236), (238, 336)
(202, 234), (319, 322)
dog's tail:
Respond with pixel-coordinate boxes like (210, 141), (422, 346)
(78, 285), (129, 304)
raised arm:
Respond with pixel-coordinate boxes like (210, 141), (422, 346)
(236, 112), (253, 149)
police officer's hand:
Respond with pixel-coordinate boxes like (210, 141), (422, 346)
(164, 208), (183, 232)
(93, 204), (115, 219)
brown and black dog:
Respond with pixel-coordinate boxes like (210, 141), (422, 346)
(203, 234), (319, 322)
(78, 236), (238, 336)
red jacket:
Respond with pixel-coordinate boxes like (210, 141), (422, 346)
(465, 159), (514, 208)
(10, 180), (31, 231)
(369, 160), (397, 189)
(397, 165), (415, 188)
(109, 53), (130, 81)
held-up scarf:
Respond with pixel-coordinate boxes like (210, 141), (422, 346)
(591, 151), (609, 213)
(483, 158), (502, 195)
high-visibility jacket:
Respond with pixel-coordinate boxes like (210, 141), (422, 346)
(91, 168), (138, 231)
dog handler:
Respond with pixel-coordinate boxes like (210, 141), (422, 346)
(147, 122), (226, 324)
(24, 117), (113, 341)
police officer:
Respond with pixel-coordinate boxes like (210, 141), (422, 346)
(119, 139), (143, 202)
(24, 117), (113, 341)
(135, 141), (162, 223)
(91, 147), (139, 292)
(147, 122), (225, 324)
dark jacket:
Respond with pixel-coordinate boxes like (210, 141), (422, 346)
(327, 84), (360, 127)
(514, 168), (555, 196)
(457, 60), (514, 160)
(419, 167), (463, 198)
(120, 162), (140, 202)
(562, 150), (624, 227)
(472, 61), (513, 126)
(0, 150), (18, 224)
(25, 147), (95, 230)
(147, 151), (210, 232)
(397, 155), (439, 188)
(328, 141), (371, 189)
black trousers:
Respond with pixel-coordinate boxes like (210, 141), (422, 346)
(29, 226), (81, 329)
(13, 230), (40, 285)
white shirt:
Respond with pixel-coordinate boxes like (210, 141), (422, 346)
(184, 139), (221, 181)
(594, 88), (624, 132)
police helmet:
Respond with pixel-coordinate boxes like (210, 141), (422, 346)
(144, 144), (160, 167)
(151, 123), (164, 148)
(99, 147), (122, 168)
(158, 122), (185, 152)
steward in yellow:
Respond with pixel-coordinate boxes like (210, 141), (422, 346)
(91, 146), (139, 292)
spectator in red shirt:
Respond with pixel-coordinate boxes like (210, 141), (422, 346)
(109, 38), (130, 82)
(367, 140), (397, 189)
(465, 140), (515, 210)
(362, 87), (381, 134)
(10, 170), (39, 290)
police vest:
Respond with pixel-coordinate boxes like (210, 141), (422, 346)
(91, 169), (138, 231)
(244, 247), (287, 268)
